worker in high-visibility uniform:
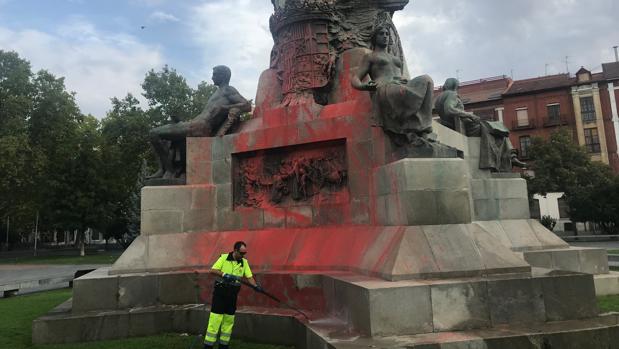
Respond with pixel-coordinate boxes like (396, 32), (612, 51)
(204, 241), (261, 349)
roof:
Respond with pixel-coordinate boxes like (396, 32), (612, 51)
(434, 76), (512, 105)
(576, 66), (591, 75)
(603, 62), (619, 80)
(458, 76), (513, 104)
(503, 74), (574, 96)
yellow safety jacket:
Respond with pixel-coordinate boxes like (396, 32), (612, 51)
(212, 253), (253, 284)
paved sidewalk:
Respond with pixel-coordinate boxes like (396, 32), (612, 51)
(0, 264), (108, 297)
(570, 241), (619, 249)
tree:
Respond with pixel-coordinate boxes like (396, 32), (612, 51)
(28, 70), (83, 236)
(526, 128), (618, 233)
(190, 81), (217, 116)
(98, 94), (151, 245)
(142, 65), (194, 124)
(568, 174), (619, 234)
(142, 65), (217, 125)
(0, 51), (40, 244)
(0, 54), (221, 250)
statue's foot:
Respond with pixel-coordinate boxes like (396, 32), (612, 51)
(511, 158), (527, 168)
(162, 171), (176, 180)
(146, 169), (165, 179)
(422, 132), (438, 143)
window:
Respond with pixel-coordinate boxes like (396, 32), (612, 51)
(519, 136), (532, 158)
(578, 72), (591, 82)
(530, 200), (541, 219)
(547, 104), (560, 121)
(495, 107), (504, 122)
(476, 109), (495, 121)
(584, 128), (601, 153)
(558, 197), (570, 219)
(580, 96), (596, 122)
(516, 108), (529, 127)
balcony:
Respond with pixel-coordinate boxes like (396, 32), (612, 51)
(543, 114), (571, 127)
(512, 119), (536, 130)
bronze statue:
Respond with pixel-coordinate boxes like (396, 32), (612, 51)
(351, 26), (435, 146)
(435, 78), (526, 172)
(148, 65), (251, 180)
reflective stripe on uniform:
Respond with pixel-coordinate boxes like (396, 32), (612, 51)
(219, 314), (235, 344)
(204, 312), (224, 344)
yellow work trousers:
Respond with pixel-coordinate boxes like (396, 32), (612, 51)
(204, 312), (235, 347)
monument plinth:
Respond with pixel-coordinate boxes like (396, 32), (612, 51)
(33, 1), (618, 348)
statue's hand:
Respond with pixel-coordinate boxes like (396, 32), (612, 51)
(364, 81), (378, 91)
(463, 113), (480, 122)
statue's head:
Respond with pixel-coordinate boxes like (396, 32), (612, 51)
(372, 25), (391, 49)
(443, 78), (459, 91)
(212, 65), (232, 86)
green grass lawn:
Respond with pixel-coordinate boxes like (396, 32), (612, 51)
(598, 295), (619, 313)
(607, 249), (619, 255)
(0, 288), (292, 349)
(0, 251), (122, 265)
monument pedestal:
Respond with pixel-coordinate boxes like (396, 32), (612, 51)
(33, 88), (617, 347)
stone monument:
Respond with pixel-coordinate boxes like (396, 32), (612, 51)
(34, 1), (619, 348)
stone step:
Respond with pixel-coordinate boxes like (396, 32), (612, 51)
(32, 298), (619, 349)
(325, 268), (599, 337)
(306, 313), (619, 349)
(71, 267), (599, 337)
(524, 246), (609, 275)
(595, 272), (619, 296)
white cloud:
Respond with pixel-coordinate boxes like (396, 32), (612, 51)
(189, 0), (273, 101)
(184, 0), (617, 101)
(2, 0), (617, 118)
(395, 0), (619, 83)
(149, 11), (179, 23)
(0, 19), (163, 118)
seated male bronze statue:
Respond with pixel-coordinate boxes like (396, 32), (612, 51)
(148, 65), (251, 180)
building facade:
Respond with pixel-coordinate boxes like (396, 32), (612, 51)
(449, 63), (619, 233)
(456, 75), (512, 123)
(452, 64), (619, 174)
(601, 62), (619, 172)
(501, 74), (575, 162)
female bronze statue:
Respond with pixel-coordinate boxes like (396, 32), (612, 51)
(351, 26), (435, 146)
(436, 78), (526, 171)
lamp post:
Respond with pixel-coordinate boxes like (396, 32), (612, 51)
(33, 211), (39, 257)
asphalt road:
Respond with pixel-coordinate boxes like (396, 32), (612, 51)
(0, 264), (108, 298)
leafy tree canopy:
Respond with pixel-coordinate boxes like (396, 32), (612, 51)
(527, 128), (618, 233)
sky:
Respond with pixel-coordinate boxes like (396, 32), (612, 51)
(1, 0), (618, 118)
